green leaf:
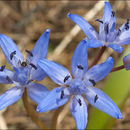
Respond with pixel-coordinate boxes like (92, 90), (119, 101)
(87, 47), (130, 129)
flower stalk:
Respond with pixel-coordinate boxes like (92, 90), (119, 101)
(111, 65), (125, 72)
(89, 46), (106, 69)
(22, 88), (48, 129)
(51, 106), (64, 129)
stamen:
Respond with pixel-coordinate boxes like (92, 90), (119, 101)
(77, 65), (84, 70)
(21, 62), (27, 67)
(6, 76), (12, 82)
(10, 51), (16, 60)
(30, 63), (37, 70)
(95, 19), (103, 24)
(125, 19), (129, 30)
(94, 95), (98, 103)
(117, 29), (121, 36)
(25, 49), (33, 57)
(127, 19), (129, 24)
(0, 65), (6, 71)
(111, 11), (115, 17)
(60, 90), (64, 99)
(78, 99), (82, 106)
(89, 79), (96, 86)
(64, 75), (70, 83)
(104, 23), (109, 34)
(27, 79), (33, 84)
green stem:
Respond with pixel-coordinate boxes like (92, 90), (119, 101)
(22, 88), (48, 129)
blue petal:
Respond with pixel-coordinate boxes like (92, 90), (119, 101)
(71, 39), (88, 78)
(0, 34), (24, 67)
(38, 59), (72, 85)
(0, 86), (24, 110)
(70, 95), (88, 130)
(85, 38), (103, 48)
(68, 13), (98, 39)
(29, 68), (46, 81)
(83, 57), (114, 86)
(37, 87), (70, 112)
(123, 54), (130, 70)
(116, 38), (130, 45)
(30, 29), (50, 62)
(103, 2), (115, 22)
(99, 2), (116, 38)
(102, 2), (116, 31)
(107, 44), (123, 53)
(28, 29), (50, 81)
(0, 68), (14, 84)
(27, 83), (49, 104)
(117, 28), (130, 45)
(85, 86), (123, 119)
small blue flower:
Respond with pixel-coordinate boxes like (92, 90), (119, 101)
(37, 39), (122, 130)
(0, 29), (50, 110)
(123, 54), (130, 70)
(68, 2), (130, 53)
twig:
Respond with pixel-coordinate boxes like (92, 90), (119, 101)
(0, 110), (8, 129)
(52, 1), (104, 57)
(0, 1), (21, 21)
(57, 103), (70, 128)
(22, 88), (48, 129)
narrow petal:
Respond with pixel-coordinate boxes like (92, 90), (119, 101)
(123, 54), (130, 70)
(85, 86), (123, 119)
(99, 2), (116, 38)
(29, 68), (46, 81)
(27, 29), (50, 81)
(70, 95), (88, 130)
(38, 59), (72, 85)
(115, 38), (130, 45)
(0, 34), (24, 67)
(71, 39), (88, 78)
(28, 29), (50, 64)
(118, 30), (130, 43)
(68, 13), (98, 39)
(107, 44), (123, 53)
(116, 21), (130, 45)
(0, 68), (14, 84)
(103, 2), (115, 23)
(27, 83), (49, 104)
(37, 87), (70, 112)
(83, 57), (113, 86)
(0, 86), (24, 110)
(102, 2), (116, 31)
(85, 38), (103, 48)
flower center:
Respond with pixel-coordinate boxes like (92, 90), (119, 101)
(69, 78), (83, 94)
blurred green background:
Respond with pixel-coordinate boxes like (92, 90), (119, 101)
(0, 0), (129, 129)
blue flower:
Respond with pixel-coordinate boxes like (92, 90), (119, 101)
(68, 2), (130, 53)
(123, 54), (130, 70)
(37, 39), (122, 130)
(0, 29), (50, 110)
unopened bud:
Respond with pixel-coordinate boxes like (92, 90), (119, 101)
(123, 54), (130, 70)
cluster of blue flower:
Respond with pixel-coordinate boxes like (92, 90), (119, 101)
(0, 2), (129, 130)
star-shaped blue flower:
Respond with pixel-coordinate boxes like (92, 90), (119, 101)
(68, 2), (130, 53)
(0, 29), (50, 110)
(37, 39), (122, 130)
(123, 54), (130, 70)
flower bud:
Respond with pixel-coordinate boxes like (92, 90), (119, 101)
(123, 54), (130, 70)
